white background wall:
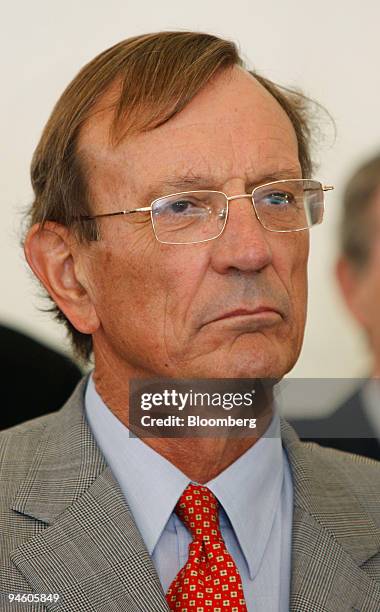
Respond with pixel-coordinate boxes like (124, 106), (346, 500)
(1, 0), (380, 412)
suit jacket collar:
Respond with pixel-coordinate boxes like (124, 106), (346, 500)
(281, 419), (380, 564)
(9, 380), (380, 611)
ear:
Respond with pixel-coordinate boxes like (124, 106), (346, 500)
(24, 222), (100, 335)
(335, 256), (368, 327)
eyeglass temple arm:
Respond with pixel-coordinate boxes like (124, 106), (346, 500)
(80, 206), (151, 220)
(322, 185), (334, 191)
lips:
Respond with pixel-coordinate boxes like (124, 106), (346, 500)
(208, 306), (282, 324)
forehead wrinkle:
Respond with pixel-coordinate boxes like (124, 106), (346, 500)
(77, 74), (301, 209)
(143, 165), (303, 204)
(154, 134), (300, 187)
(79, 132), (301, 208)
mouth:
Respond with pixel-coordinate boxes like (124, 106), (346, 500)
(206, 306), (283, 327)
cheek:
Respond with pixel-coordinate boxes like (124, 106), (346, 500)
(292, 239), (309, 328)
(87, 236), (158, 324)
(149, 238), (209, 286)
(273, 232), (309, 308)
(88, 236), (210, 331)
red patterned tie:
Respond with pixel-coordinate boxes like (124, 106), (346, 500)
(166, 483), (247, 612)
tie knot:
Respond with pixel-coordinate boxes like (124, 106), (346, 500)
(175, 483), (222, 542)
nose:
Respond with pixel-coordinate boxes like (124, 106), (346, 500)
(210, 193), (273, 274)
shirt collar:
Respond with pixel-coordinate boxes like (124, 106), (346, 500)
(85, 375), (285, 579)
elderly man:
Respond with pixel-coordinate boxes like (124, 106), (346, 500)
(1, 32), (380, 612)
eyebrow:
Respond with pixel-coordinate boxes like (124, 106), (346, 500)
(144, 175), (215, 202)
(144, 168), (302, 201)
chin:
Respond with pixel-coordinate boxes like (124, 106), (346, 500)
(219, 361), (290, 380)
(191, 349), (296, 380)
(218, 336), (299, 380)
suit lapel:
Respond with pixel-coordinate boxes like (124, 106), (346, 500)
(282, 420), (380, 611)
(10, 379), (169, 611)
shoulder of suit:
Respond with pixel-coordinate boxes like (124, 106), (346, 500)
(0, 375), (86, 456)
(299, 439), (380, 491)
(0, 412), (57, 479)
(0, 410), (57, 439)
(301, 438), (380, 466)
(283, 437), (380, 531)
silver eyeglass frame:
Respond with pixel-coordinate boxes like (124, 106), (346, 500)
(80, 179), (334, 245)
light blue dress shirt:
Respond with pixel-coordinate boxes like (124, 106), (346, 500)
(85, 376), (293, 611)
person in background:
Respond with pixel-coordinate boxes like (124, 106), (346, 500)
(291, 154), (380, 459)
(0, 323), (82, 430)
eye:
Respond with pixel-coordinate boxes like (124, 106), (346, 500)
(262, 191), (295, 206)
(154, 196), (210, 218)
(169, 199), (195, 214)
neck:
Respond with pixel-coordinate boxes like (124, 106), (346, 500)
(92, 359), (272, 483)
(142, 436), (262, 483)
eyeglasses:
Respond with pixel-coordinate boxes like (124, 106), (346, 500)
(81, 179), (334, 245)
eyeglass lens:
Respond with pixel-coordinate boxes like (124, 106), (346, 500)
(151, 180), (324, 244)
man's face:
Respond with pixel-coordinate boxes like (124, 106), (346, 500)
(78, 66), (309, 379)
